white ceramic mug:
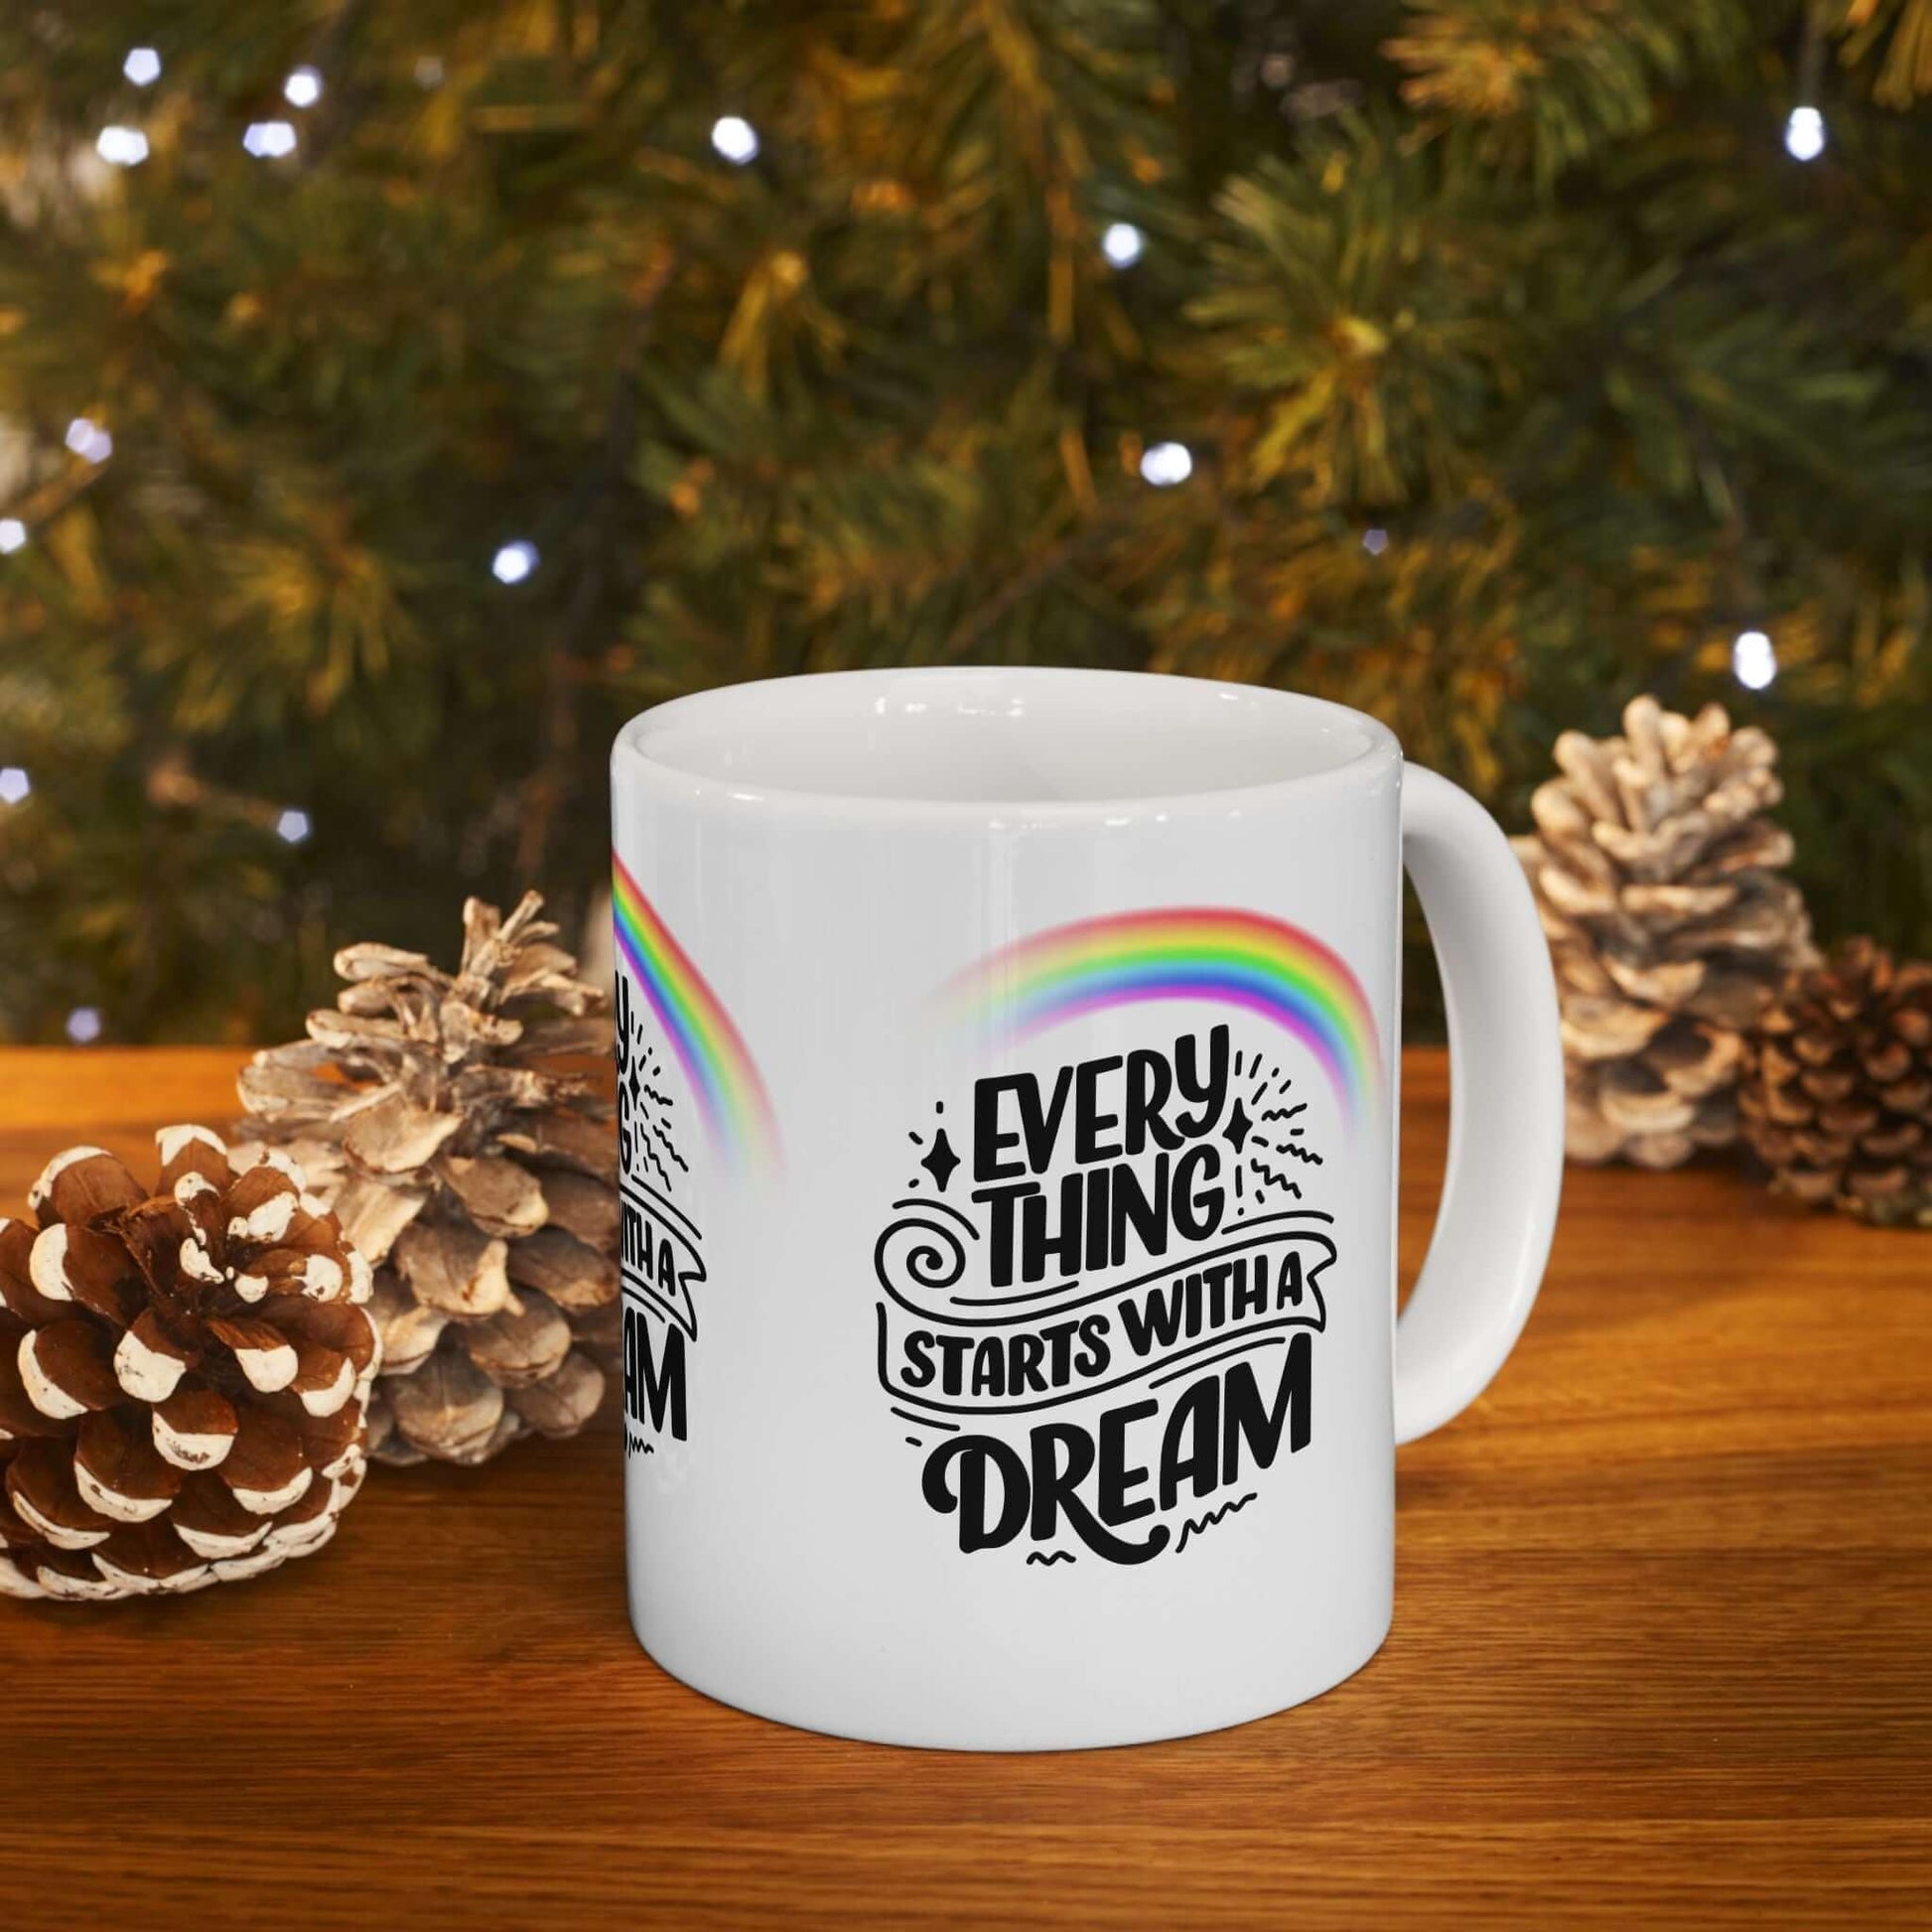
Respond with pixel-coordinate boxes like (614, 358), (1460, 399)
(610, 667), (1562, 1750)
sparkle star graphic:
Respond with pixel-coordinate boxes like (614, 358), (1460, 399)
(1222, 1097), (1253, 1155)
(918, 1126), (961, 1192)
(616, 993), (687, 1186)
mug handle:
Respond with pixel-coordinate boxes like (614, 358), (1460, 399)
(1394, 765), (1566, 1444)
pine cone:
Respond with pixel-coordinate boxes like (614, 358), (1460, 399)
(1739, 940), (1932, 1227)
(0, 1131), (377, 1602)
(236, 893), (616, 1466)
(1512, 695), (1814, 1169)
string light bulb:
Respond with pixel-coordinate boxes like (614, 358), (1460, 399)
(0, 518), (26, 554)
(65, 418), (113, 464)
(123, 49), (162, 87)
(275, 807), (312, 844)
(283, 67), (324, 108)
(96, 126), (149, 167)
(491, 540), (539, 585)
(1784, 105), (1826, 162)
(1101, 221), (1144, 269)
(1140, 442), (1193, 486)
(0, 766), (30, 804)
(1362, 528), (1389, 556)
(711, 116), (759, 165)
(243, 121), (298, 159)
(66, 1007), (103, 1045)
(1731, 628), (1778, 690)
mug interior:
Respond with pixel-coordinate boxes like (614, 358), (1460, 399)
(622, 668), (1387, 807)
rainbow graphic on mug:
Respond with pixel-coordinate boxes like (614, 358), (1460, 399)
(612, 855), (779, 1170)
(941, 907), (1384, 1128)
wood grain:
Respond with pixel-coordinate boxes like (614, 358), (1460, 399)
(1, 1048), (1927, 1931)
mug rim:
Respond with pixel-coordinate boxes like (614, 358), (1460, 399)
(613, 666), (1402, 824)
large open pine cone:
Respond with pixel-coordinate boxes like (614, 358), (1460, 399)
(1739, 940), (1932, 1227)
(237, 893), (616, 1466)
(1513, 695), (1814, 1169)
(0, 1131), (378, 1601)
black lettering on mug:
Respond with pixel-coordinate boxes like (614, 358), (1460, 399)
(879, 1024), (1340, 1568)
(616, 972), (706, 1453)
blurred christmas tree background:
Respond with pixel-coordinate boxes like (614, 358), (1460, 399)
(1, 0), (1928, 1043)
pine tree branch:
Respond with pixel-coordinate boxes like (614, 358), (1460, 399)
(514, 243), (679, 886)
(940, 504), (1125, 661)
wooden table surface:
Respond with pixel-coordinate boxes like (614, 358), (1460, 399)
(1, 1046), (1927, 1930)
